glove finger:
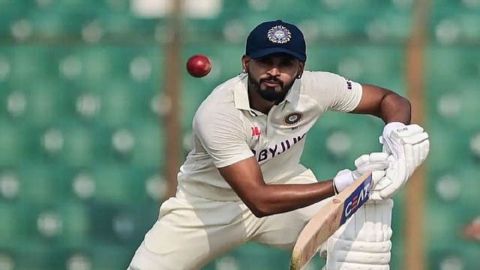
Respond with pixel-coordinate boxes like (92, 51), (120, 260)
(354, 154), (371, 167)
(360, 157), (391, 171)
(404, 143), (415, 179)
(379, 161), (405, 198)
(384, 137), (405, 160)
(382, 143), (392, 155)
(369, 152), (390, 162)
(420, 140), (430, 161)
(414, 143), (421, 166)
(401, 132), (429, 145)
(384, 139), (403, 159)
(370, 155), (390, 168)
(380, 135), (394, 155)
(372, 170), (386, 184)
(416, 140), (429, 164)
(416, 141), (427, 165)
(354, 155), (389, 176)
(373, 175), (391, 190)
(364, 163), (390, 172)
(386, 177), (405, 196)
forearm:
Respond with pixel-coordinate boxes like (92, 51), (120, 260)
(246, 181), (335, 217)
(379, 93), (411, 124)
(219, 157), (335, 218)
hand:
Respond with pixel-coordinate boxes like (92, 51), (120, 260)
(352, 152), (389, 181)
(380, 122), (429, 161)
(333, 152), (389, 193)
(375, 122), (430, 199)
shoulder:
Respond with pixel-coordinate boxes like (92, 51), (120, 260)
(300, 71), (356, 95)
(301, 71), (346, 86)
(298, 71), (362, 111)
(194, 75), (245, 129)
(297, 71), (343, 98)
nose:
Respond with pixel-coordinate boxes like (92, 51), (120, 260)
(267, 66), (280, 76)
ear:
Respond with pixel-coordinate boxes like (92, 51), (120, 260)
(297, 61), (305, 79)
(241, 55), (251, 72)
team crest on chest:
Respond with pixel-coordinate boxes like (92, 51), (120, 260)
(267, 25), (291, 44)
(285, 112), (302, 125)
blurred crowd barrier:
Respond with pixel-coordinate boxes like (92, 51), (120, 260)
(0, 0), (478, 269)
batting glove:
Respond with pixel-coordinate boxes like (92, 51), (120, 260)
(380, 122), (429, 159)
(374, 122), (430, 199)
(333, 152), (389, 194)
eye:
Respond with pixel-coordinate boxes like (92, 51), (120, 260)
(279, 58), (295, 67)
(256, 58), (273, 66)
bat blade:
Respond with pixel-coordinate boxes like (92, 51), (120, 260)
(290, 172), (373, 270)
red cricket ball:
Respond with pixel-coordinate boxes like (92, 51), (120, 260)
(186, 54), (212, 78)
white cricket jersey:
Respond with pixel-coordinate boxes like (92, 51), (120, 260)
(177, 71), (362, 199)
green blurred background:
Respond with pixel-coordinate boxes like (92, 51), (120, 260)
(0, 0), (479, 269)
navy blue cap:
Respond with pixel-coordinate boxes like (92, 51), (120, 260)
(246, 20), (306, 62)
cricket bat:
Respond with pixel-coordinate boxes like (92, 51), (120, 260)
(290, 172), (373, 270)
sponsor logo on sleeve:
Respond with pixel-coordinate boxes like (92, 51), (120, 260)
(346, 79), (352, 90)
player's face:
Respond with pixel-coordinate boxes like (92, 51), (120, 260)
(243, 54), (304, 103)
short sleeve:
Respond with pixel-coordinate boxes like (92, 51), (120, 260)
(328, 74), (363, 112)
(193, 109), (254, 168)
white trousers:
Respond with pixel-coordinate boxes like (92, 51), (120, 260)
(127, 169), (328, 270)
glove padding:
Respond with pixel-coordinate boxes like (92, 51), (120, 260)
(376, 122), (430, 199)
(380, 122), (429, 159)
(334, 152), (389, 194)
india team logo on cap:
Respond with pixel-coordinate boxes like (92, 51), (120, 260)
(267, 25), (291, 44)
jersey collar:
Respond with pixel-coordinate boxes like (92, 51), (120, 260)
(284, 78), (301, 105)
(234, 74), (251, 111)
(234, 74), (302, 111)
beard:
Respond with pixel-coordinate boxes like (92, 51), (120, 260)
(247, 72), (296, 103)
